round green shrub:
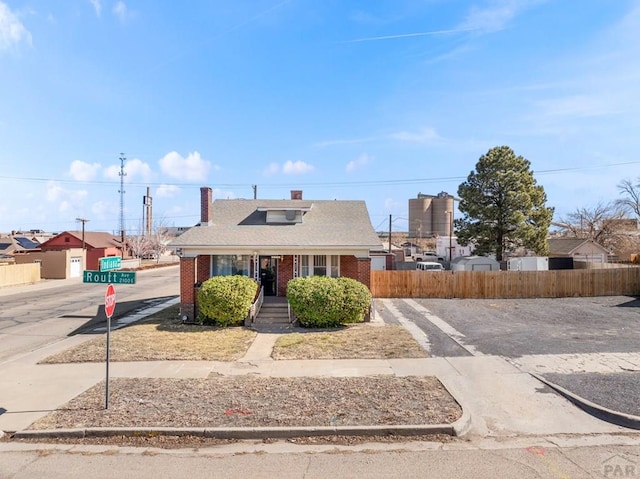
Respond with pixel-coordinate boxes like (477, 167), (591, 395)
(337, 277), (372, 323)
(287, 276), (371, 328)
(197, 275), (258, 327)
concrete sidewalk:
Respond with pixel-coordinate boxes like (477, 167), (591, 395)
(0, 299), (635, 439)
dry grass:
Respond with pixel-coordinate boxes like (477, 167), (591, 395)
(29, 376), (461, 430)
(40, 305), (256, 364)
(272, 324), (428, 360)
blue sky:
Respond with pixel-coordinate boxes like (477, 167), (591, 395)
(1, 0), (639, 235)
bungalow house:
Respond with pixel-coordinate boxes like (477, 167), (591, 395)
(15, 231), (122, 278)
(547, 238), (611, 264)
(169, 187), (383, 321)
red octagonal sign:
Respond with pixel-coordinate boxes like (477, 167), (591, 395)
(105, 283), (116, 319)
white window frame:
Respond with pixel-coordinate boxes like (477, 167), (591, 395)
(298, 254), (339, 278)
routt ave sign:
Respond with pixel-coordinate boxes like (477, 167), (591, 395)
(105, 284), (116, 319)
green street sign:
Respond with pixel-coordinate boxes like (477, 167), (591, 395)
(83, 270), (136, 284)
(100, 256), (122, 272)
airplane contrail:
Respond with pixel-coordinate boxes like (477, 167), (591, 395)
(342, 27), (478, 43)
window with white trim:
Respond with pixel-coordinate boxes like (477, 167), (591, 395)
(298, 255), (339, 278)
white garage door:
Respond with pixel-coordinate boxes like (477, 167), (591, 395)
(70, 257), (82, 278)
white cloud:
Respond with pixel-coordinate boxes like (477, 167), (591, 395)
(89, 0), (102, 17)
(45, 181), (89, 215)
(104, 158), (153, 182)
(68, 160), (101, 181)
(112, 1), (130, 24)
(91, 200), (113, 218)
(282, 160), (314, 175)
(212, 188), (235, 200)
(346, 153), (371, 173)
(390, 127), (441, 143)
(0, 2), (32, 50)
(159, 151), (210, 181)
(156, 184), (180, 198)
(263, 162), (280, 176)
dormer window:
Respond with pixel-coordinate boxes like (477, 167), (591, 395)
(257, 206), (311, 224)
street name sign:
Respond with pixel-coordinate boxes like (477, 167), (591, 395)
(83, 270), (136, 284)
(100, 256), (122, 272)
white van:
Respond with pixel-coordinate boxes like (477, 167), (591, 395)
(416, 261), (445, 271)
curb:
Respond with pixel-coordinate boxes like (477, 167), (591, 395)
(530, 372), (640, 430)
(11, 423), (462, 441)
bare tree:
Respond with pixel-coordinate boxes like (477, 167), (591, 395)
(554, 201), (630, 253)
(148, 216), (174, 262)
(127, 234), (153, 259)
(616, 178), (640, 219)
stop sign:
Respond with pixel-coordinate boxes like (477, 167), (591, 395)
(105, 284), (116, 318)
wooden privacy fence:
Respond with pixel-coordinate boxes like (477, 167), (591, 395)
(0, 263), (41, 287)
(370, 268), (640, 299)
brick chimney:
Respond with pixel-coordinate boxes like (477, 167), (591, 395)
(200, 187), (213, 225)
(290, 190), (303, 200)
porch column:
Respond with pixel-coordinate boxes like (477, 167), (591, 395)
(179, 256), (196, 321)
(356, 257), (372, 289)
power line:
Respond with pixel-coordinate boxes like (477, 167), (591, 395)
(0, 160), (639, 190)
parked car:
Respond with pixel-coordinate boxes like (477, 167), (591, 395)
(416, 261), (445, 271)
(413, 252), (445, 262)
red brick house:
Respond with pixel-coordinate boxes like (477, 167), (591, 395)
(169, 187), (383, 321)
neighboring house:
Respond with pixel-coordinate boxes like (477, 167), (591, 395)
(15, 231), (122, 278)
(169, 187), (383, 321)
(547, 238), (611, 263)
(0, 234), (40, 258)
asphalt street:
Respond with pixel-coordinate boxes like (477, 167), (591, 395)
(0, 265), (180, 360)
(376, 296), (640, 421)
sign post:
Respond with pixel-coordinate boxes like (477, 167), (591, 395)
(104, 284), (116, 409)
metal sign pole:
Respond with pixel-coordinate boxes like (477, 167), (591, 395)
(104, 283), (116, 410)
(105, 315), (110, 409)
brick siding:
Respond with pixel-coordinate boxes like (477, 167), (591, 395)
(179, 257), (196, 320)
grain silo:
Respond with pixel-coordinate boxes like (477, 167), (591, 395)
(408, 192), (455, 237)
(408, 193), (433, 238)
(432, 191), (455, 236)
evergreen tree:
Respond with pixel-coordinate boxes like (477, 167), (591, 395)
(456, 146), (553, 261)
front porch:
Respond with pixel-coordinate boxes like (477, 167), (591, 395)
(178, 253), (372, 321)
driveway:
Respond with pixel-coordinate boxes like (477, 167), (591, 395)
(376, 296), (640, 419)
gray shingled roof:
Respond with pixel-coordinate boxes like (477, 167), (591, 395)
(170, 199), (382, 251)
(547, 238), (608, 255)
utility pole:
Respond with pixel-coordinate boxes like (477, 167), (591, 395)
(118, 154), (126, 245)
(75, 217), (89, 270)
(75, 217), (89, 250)
(388, 214), (392, 253)
(252, 184), (257, 199)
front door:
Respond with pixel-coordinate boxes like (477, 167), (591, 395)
(259, 256), (277, 296)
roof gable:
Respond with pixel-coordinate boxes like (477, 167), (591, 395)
(547, 238), (609, 255)
(41, 231), (121, 249)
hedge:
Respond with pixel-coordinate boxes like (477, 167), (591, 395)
(197, 275), (258, 327)
(287, 276), (371, 328)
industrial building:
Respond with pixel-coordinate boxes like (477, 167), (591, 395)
(408, 192), (455, 238)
